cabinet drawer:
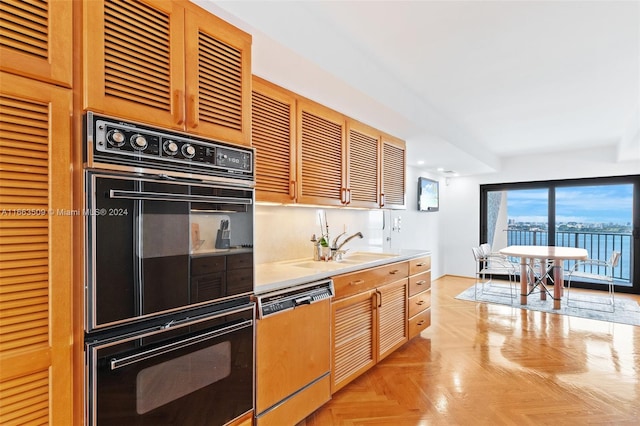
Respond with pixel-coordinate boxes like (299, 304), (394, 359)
(408, 289), (431, 318)
(191, 255), (226, 275)
(333, 261), (408, 300)
(408, 271), (431, 297)
(409, 256), (431, 275)
(227, 267), (253, 294)
(409, 308), (431, 339)
(227, 252), (253, 270)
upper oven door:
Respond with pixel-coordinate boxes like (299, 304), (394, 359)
(85, 172), (254, 332)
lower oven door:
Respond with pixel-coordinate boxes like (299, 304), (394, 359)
(86, 304), (254, 426)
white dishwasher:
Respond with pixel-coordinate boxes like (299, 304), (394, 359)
(254, 279), (334, 426)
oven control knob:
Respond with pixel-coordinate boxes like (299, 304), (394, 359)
(107, 129), (125, 147)
(163, 140), (178, 156)
(182, 144), (196, 158)
(131, 134), (148, 150)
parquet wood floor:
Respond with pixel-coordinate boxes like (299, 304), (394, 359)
(300, 276), (640, 426)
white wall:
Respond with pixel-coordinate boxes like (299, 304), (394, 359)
(441, 146), (640, 278)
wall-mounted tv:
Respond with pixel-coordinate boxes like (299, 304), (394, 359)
(418, 177), (439, 212)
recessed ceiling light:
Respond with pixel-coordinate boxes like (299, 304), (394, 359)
(437, 167), (444, 172)
(417, 160), (425, 165)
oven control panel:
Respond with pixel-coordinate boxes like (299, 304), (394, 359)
(86, 112), (254, 180)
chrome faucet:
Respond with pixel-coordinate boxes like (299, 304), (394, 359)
(331, 231), (364, 260)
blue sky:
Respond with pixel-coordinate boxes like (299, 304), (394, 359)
(506, 185), (633, 224)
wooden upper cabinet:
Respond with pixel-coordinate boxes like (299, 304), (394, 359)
(83, 0), (251, 145)
(251, 77), (406, 208)
(381, 134), (406, 209)
(0, 0), (72, 87)
(252, 76), (296, 203)
(184, 4), (251, 145)
(83, 0), (185, 129)
(346, 119), (380, 208)
(296, 98), (345, 206)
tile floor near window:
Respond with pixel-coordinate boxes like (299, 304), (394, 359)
(301, 276), (640, 426)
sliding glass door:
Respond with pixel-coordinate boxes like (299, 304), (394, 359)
(480, 175), (639, 294)
(555, 184), (633, 289)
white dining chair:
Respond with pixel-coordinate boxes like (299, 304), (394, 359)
(566, 251), (621, 312)
(472, 245), (518, 302)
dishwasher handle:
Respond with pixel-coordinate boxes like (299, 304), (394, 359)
(294, 296), (312, 306)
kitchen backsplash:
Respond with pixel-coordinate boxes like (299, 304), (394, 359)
(254, 205), (395, 264)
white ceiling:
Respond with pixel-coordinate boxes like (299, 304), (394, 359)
(196, 0), (640, 176)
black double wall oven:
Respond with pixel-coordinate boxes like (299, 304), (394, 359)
(83, 112), (255, 425)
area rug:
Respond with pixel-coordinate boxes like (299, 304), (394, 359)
(455, 283), (640, 327)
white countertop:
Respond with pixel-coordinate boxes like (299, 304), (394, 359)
(255, 248), (431, 295)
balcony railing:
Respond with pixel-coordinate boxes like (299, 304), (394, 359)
(505, 229), (632, 284)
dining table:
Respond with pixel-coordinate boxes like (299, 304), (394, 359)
(498, 245), (589, 309)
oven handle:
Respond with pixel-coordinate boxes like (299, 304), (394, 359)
(109, 189), (253, 205)
(109, 319), (253, 370)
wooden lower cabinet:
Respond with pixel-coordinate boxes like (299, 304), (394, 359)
(377, 280), (409, 359)
(331, 263), (409, 393)
(331, 290), (376, 393)
(408, 255), (432, 338)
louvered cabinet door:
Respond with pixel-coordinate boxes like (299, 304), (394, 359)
(346, 120), (380, 208)
(252, 77), (296, 203)
(377, 279), (408, 360)
(0, 72), (73, 425)
(296, 99), (345, 206)
(331, 291), (376, 393)
(0, 0), (72, 87)
(185, 4), (251, 146)
(381, 134), (406, 209)
(84, 0), (186, 129)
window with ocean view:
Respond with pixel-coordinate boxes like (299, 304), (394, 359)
(480, 176), (639, 294)
(556, 185), (632, 284)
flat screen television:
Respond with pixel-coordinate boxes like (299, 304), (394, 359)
(418, 177), (439, 212)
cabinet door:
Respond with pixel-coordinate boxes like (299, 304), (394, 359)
(0, 72), (73, 424)
(184, 4), (251, 145)
(84, 0), (186, 129)
(331, 291), (376, 393)
(252, 77), (297, 203)
(346, 119), (380, 208)
(377, 279), (408, 360)
(0, 0), (72, 87)
(296, 98), (345, 206)
(381, 134), (406, 209)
